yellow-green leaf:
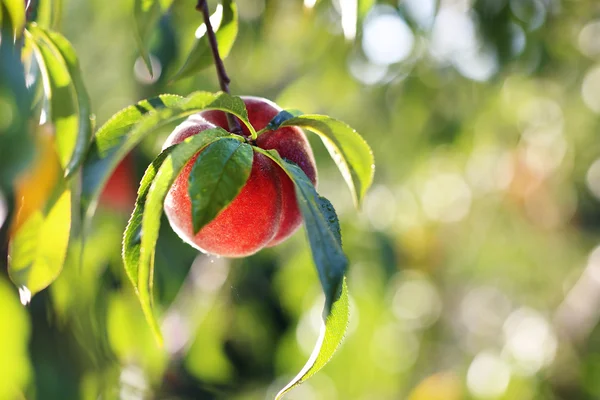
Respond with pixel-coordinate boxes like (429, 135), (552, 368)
(8, 189), (71, 297)
(1, 0), (25, 38)
(276, 279), (349, 399)
(26, 24), (93, 176)
(122, 129), (234, 344)
(265, 112), (374, 207)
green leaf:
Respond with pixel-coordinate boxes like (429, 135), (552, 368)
(171, 0), (238, 81)
(8, 189), (71, 297)
(122, 146), (173, 291)
(26, 24), (93, 176)
(81, 91), (253, 220)
(34, 0), (63, 30)
(267, 113), (374, 207)
(275, 278), (349, 400)
(133, 0), (161, 76)
(188, 138), (252, 233)
(122, 128), (233, 344)
(45, 28), (92, 176)
(1, 0), (25, 38)
(276, 156), (347, 304)
(253, 147), (349, 398)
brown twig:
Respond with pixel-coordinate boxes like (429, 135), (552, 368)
(196, 0), (243, 135)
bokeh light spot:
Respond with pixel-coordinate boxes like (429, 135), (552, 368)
(466, 147), (514, 193)
(430, 7), (497, 81)
(502, 308), (557, 375)
(585, 158), (600, 200)
(364, 184), (397, 230)
(370, 323), (420, 373)
(362, 6), (414, 65)
(578, 20), (600, 58)
(402, 0), (437, 30)
(467, 351), (511, 399)
(420, 173), (472, 223)
(134, 55), (162, 85)
(392, 273), (441, 329)
(460, 286), (512, 338)
(582, 65), (600, 113)
(348, 55), (389, 85)
(238, 0), (265, 20)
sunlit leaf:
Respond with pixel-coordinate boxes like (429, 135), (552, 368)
(41, 27), (92, 176)
(34, 0), (62, 29)
(171, 0), (238, 81)
(122, 128), (233, 344)
(8, 189), (71, 296)
(26, 24), (93, 176)
(0, 277), (31, 398)
(188, 138), (252, 233)
(276, 279), (349, 399)
(82, 91), (252, 220)
(122, 147), (173, 290)
(10, 130), (61, 233)
(266, 113), (374, 207)
(1, 0), (26, 38)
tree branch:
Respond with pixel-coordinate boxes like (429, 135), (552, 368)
(196, 0), (243, 135)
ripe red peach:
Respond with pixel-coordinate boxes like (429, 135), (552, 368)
(163, 97), (317, 257)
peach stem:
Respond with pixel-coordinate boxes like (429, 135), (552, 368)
(196, 0), (243, 135)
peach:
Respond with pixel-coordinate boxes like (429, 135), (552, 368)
(163, 97), (317, 257)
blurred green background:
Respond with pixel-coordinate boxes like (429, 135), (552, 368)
(5, 0), (600, 398)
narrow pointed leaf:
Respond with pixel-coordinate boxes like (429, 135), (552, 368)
(8, 189), (71, 296)
(1, 0), (25, 38)
(133, 0), (161, 76)
(40, 27), (93, 176)
(267, 113), (374, 207)
(26, 25), (93, 176)
(34, 0), (63, 29)
(275, 279), (349, 400)
(255, 148), (349, 398)
(122, 128), (232, 344)
(81, 91), (252, 220)
(171, 0), (238, 81)
(188, 138), (252, 233)
(122, 146), (174, 288)
(277, 156), (347, 303)
(132, 0), (171, 75)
